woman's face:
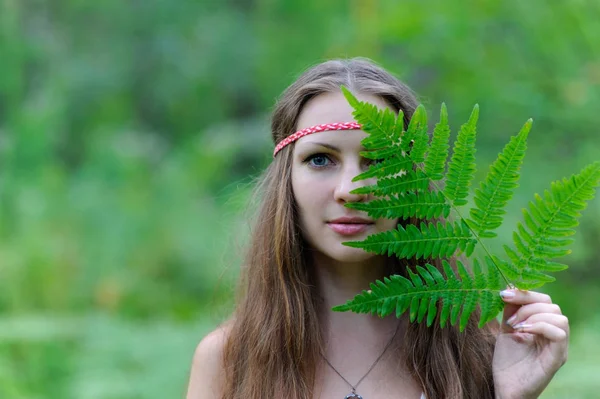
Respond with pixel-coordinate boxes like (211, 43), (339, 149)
(291, 91), (399, 263)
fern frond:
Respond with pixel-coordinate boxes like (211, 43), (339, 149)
(468, 119), (531, 238)
(489, 253), (522, 281)
(404, 105), (429, 163)
(443, 105), (479, 206)
(352, 154), (413, 181)
(341, 86), (404, 154)
(332, 260), (504, 331)
(346, 191), (451, 220)
(335, 91), (599, 330)
(343, 220), (477, 259)
(505, 161), (600, 289)
(351, 169), (430, 196)
(424, 103), (451, 181)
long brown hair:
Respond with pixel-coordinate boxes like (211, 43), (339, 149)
(221, 58), (498, 399)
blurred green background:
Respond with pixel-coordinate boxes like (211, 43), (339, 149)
(0, 0), (599, 398)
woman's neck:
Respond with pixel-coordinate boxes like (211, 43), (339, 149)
(310, 251), (401, 339)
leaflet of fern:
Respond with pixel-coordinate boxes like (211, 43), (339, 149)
(443, 105), (478, 206)
(504, 161), (600, 289)
(424, 103), (451, 181)
(352, 155), (412, 181)
(343, 221), (477, 259)
(331, 260), (504, 331)
(346, 191), (450, 220)
(351, 170), (430, 196)
(342, 86), (404, 152)
(468, 119), (531, 238)
(404, 105), (429, 163)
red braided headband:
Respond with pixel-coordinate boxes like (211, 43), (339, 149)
(273, 122), (363, 157)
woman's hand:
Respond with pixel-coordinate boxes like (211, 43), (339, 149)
(492, 289), (569, 399)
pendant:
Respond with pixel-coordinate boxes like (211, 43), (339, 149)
(345, 394), (363, 399)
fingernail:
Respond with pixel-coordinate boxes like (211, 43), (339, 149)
(500, 290), (515, 299)
(513, 322), (531, 330)
(506, 315), (517, 326)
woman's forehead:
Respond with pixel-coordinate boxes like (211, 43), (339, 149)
(295, 91), (391, 131)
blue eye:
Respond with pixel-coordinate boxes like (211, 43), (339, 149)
(305, 154), (332, 168)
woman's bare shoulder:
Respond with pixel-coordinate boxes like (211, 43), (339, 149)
(186, 322), (233, 399)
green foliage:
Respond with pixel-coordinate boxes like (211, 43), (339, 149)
(443, 105), (479, 206)
(334, 86), (600, 330)
(503, 162), (600, 289)
(344, 220), (477, 259)
(423, 103), (451, 181)
(469, 119), (531, 238)
(334, 259), (505, 329)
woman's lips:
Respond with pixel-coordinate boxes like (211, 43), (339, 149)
(327, 223), (372, 236)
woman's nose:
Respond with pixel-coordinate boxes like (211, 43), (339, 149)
(333, 162), (370, 203)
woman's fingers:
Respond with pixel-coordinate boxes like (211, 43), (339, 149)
(505, 303), (563, 327)
(510, 313), (570, 334)
(499, 289), (551, 332)
(512, 321), (568, 344)
(500, 289), (552, 305)
(498, 289), (570, 342)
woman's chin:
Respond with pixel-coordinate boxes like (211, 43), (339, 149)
(326, 245), (377, 264)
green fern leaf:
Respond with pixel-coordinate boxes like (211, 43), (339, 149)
(404, 105), (429, 163)
(346, 191), (451, 220)
(341, 86), (404, 154)
(478, 257), (506, 326)
(489, 252), (521, 281)
(444, 105), (479, 206)
(332, 260), (504, 331)
(343, 220), (477, 259)
(352, 155), (412, 181)
(333, 91), (599, 330)
(351, 169), (430, 196)
(505, 161), (600, 289)
(424, 103), (451, 181)
(468, 119), (531, 238)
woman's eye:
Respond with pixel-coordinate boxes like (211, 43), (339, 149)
(306, 154), (332, 168)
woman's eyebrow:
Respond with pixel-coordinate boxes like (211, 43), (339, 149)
(301, 142), (341, 152)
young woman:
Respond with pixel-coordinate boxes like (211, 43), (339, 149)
(186, 58), (569, 399)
